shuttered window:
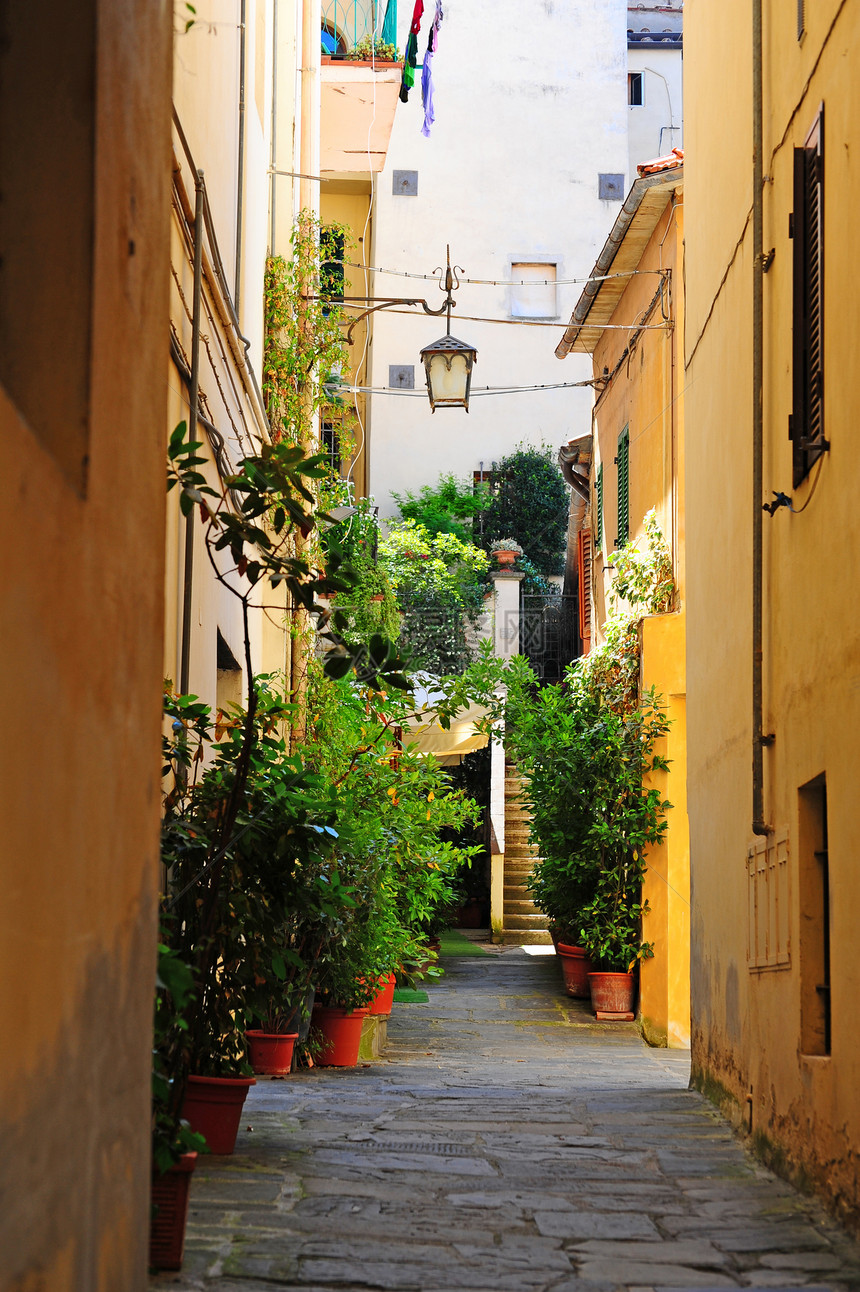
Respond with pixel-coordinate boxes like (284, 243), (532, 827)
(616, 427), (630, 547)
(595, 463), (604, 553)
(577, 529), (592, 655)
(790, 109), (827, 487)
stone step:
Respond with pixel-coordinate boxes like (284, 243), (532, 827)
(499, 928), (553, 946)
(504, 900), (542, 917)
(504, 881), (535, 898)
(504, 865), (535, 881)
(504, 912), (552, 930)
(505, 844), (538, 861)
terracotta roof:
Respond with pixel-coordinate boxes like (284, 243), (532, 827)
(637, 147), (684, 176)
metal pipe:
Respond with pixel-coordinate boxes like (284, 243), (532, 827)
(180, 170), (205, 696)
(235, 0), (247, 314)
(752, 0), (769, 835)
(270, 0), (278, 252)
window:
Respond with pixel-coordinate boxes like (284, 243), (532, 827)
(628, 72), (643, 106)
(577, 529), (592, 655)
(510, 262), (558, 319)
(747, 832), (791, 972)
(320, 226), (345, 306)
(595, 464), (604, 553)
(798, 776), (830, 1055)
(789, 108), (827, 487)
(321, 419), (341, 472)
(616, 427), (629, 547)
(0, 0), (97, 494)
(321, 24), (346, 56)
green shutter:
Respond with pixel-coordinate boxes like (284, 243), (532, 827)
(596, 464), (604, 552)
(617, 427), (629, 547)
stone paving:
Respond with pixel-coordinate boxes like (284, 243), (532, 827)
(152, 947), (860, 1292)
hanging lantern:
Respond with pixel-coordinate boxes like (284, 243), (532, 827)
(419, 333), (478, 412)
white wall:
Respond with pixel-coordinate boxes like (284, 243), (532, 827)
(627, 43), (683, 169)
(366, 0), (629, 518)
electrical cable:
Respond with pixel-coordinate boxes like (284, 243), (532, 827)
(338, 261), (666, 288)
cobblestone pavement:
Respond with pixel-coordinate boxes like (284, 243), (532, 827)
(153, 948), (860, 1292)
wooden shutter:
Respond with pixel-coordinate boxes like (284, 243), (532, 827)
(577, 529), (592, 655)
(595, 464), (604, 553)
(790, 109), (826, 487)
(616, 427), (629, 547)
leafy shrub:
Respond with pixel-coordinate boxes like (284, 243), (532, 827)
(481, 444), (569, 574)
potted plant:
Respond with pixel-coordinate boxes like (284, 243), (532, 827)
(345, 34), (400, 63)
(150, 942), (207, 1271)
(489, 537), (524, 567)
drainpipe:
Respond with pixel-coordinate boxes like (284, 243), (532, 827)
(752, 0), (769, 836)
(235, 0), (247, 314)
(270, 0), (278, 251)
(180, 171), (205, 696)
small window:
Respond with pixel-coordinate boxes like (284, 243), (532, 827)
(510, 262), (558, 319)
(595, 464), (604, 553)
(789, 107), (827, 487)
(320, 226), (345, 305)
(616, 427), (629, 548)
(798, 776), (830, 1055)
(628, 72), (643, 106)
(321, 419), (341, 472)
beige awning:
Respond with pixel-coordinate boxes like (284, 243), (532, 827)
(404, 689), (491, 766)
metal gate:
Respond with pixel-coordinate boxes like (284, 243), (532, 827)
(520, 595), (580, 682)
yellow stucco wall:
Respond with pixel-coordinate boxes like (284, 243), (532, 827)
(685, 0), (860, 1228)
(589, 194), (689, 1047)
(0, 3), (172, 1287)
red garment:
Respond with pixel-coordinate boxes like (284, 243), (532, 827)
(410, 0), (424, 34)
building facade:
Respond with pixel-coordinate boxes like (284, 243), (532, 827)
(556, 156), (689, 1048)
(685, 0), (860, 1226)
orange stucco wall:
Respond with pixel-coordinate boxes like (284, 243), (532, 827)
(589, 194), (689, 1047)
(0, 3), (172, 1287)
(685, 0), (860, 1229)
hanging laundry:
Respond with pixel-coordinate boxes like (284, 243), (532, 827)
(421, 0), (443, 136)
(400, 0), (425, 102)
(380, 0), (397, 49)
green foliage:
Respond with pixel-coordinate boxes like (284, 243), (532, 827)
(608, 508), (675, 614)
(323, 499), (400, 646)
(393, 472), (491, 543)
(263, 213), (351, 448)
(303, 664), (482, 997)
(379, 519), (490, 675)
(482, 444), (569, 574)
(152, 940), (208, 1175)
(518, 555), (560, 598)
(505, 660), (671, 970)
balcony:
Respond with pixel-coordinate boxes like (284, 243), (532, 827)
(320, 0), (401, 174)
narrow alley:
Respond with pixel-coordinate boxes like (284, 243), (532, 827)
(153, 948), (860, 1292)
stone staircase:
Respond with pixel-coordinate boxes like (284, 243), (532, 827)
(501, 763), (552, 945)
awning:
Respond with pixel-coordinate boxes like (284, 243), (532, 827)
(404, 680), (491, 765)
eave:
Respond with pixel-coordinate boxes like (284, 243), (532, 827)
(556, 155), (684, 358)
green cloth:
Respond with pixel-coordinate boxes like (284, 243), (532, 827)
(381, 0), (397, 48)
(393, 987), (429, 1003)
(438, 929), (489, 958)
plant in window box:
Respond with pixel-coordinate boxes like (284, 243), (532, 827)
(345, 35), (400, 62)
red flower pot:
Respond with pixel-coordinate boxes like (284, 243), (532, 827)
(557, 943), (593, 998)
(312, 1004), (369, 1066)
(246, 1030), (299, 1076)
(587, 971), (636, 1014)
(149, 1152), (197, 1270)
(181, 1074), (255, 1155)
(368, 973), (396, 1017)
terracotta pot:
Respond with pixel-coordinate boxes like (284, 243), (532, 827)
(181, 1074), (256, 1155)
(587, 971), (636, 1014)
(149, 1152), (197, 1271)
(368, 973), (396, 1017)
(312, 1004), (370, 1066)
(245, 1030), (298, 1076)
(557, 943), (593, 998)
(494, 550), (518, 566)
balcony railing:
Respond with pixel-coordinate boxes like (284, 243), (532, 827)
(321, 0), (398, 57)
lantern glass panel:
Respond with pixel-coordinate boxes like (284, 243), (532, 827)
(427, 352), (469, 405)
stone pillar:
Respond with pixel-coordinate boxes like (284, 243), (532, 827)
(489, 571), (523, 939)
